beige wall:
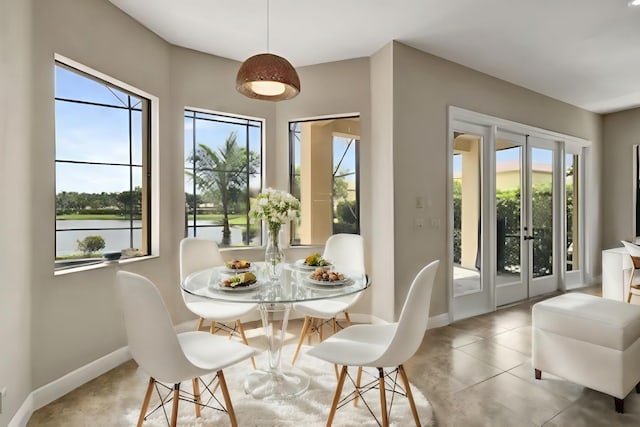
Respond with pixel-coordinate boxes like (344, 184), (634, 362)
(391, 41), (602, 318)
(602, 107), (640, 248)
(0, 0), (33, 423)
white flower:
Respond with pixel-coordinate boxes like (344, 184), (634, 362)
(249, 188), (301, 226)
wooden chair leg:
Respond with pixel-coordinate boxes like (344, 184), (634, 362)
(236, 320), (256, 369)
(378, 368), (389, 427)
(332, 317), (337, 335)
(326, 366), (348, 427)
(196, 317), (204, 331)
(137, 377), (155, 427)
(319, 319), (324, 342)
(192, 378), (201, 418)
(344, 311), (352, 327)
(218, 370), (238, 427)
(628, 269), (636, 303)
(210, 321), (216, 334)
(399, 365), (420, 426)
(292, 316), (312, 365)
(354, 367), (363, 407)
(171, 383), (180, 427)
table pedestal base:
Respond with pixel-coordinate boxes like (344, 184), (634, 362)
(243, 366), (310, 400)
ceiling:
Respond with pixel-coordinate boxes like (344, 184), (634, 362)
(109, 0), (640, 114)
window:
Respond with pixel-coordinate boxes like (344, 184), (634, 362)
(289, 116), (360, 245)
(184, 110), (262, 247)
(54, 62), (152, 270)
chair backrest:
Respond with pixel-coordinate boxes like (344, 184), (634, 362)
(116, 271), (194, 383)
(375, 260), (439, 367)
(180, 237), (225, 282)
(622, 241), (640, 268)
(323, 234), (365, 276)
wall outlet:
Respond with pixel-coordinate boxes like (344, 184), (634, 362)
(0, 387), (6, 414)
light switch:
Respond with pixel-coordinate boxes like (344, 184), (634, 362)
(416, 197), (424, 209)
(415, 217), (425, 228)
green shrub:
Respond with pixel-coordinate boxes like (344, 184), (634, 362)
(77, 235), (106, 255)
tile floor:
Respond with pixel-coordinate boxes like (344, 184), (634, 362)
(27, 287), (640, 426)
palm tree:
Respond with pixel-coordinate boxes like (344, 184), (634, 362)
(187, 131), (260, 245)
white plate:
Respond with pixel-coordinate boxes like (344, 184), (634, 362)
(305, 276), (351, 286)
(295, 259), (332, 270)
(215, 280), (262, 292)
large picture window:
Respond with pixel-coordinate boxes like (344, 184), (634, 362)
(55, 62), (152, 270)
(184, 110), (262, 247)
(289, 116), (360, 245)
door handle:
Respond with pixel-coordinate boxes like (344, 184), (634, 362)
(523, 235), (534, 241)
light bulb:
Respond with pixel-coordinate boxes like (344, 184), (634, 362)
(629, 0), (640, 6)
(250, 81), (286, 96)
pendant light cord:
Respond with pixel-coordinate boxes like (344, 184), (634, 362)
(266, 0), (270, 53)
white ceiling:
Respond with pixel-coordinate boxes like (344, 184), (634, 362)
(109, 0), (640, 114)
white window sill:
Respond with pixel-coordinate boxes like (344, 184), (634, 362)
(54, 255), (159, 276)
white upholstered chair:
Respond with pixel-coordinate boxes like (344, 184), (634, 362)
(307, 260), (439, 427)
(291, 233), (367, 366)
(179, 237), (258, 367)
(116, 271), (256, 427)
(621, 240), (640, 303)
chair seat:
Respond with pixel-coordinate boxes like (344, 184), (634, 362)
(185, 300), (258, 322)
(293, 299), (352, 318)
(178, 331), (258, 373)
(307, 323), (397, 366)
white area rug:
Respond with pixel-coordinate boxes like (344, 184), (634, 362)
(124, 345), (434, 427)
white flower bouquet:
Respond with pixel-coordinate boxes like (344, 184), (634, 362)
(249, 188), (301, 235)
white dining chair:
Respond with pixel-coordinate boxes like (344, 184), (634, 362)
(291, 233), (367, 366)
(180, 237), (258, 367)
(621, 240), (640, 303)
(116, 271), (257, 427)
(306, 260), (439, 427)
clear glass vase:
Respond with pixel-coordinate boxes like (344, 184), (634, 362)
(265, 223), (285, 281)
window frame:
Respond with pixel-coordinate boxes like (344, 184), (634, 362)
(53, 56), (155, 272)
(288, 114), (361, 246)
(183, 108), (264, 247)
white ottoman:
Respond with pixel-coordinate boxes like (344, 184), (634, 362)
(532, 293), (640, 413)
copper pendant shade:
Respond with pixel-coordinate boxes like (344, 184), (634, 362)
(236, 53), (301, 101)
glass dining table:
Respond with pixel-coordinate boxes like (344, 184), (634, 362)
(181, 261), (370, 400)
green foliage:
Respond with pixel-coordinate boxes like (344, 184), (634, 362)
(334, 199), (358, 234)
(77, 235), (106, 255)
(453, 181), (567, 277)
(56, 188), (142, 217)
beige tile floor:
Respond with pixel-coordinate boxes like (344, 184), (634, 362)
(28, 287), (640, 426)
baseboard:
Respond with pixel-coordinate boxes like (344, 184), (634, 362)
(8, 393), (33, 427)
(427, 312), (450, 329)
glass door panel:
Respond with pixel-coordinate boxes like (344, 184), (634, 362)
(565, 154), (578, 272)
(531, 147), (554, 278)
(453, 133), (482, 297)
(495, 135), (527, 305)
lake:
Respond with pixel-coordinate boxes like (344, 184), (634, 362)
(56, 219), (257, 257)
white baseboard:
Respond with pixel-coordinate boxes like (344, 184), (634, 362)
(8, 393), (33, 427)
(427, 313), (450, 329)
(9, 346), (131, 427)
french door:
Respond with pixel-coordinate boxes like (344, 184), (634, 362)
(449, 107), (587, 321)
(495, 133), (559, 306)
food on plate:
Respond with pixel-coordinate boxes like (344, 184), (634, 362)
(222, 272), (257, 288)
(225, 259), (251, 270)
(309, 268), (345, 282)
(304, 253), (331, 267)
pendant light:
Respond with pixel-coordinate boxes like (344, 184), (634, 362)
(236, 0), (300, 101)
